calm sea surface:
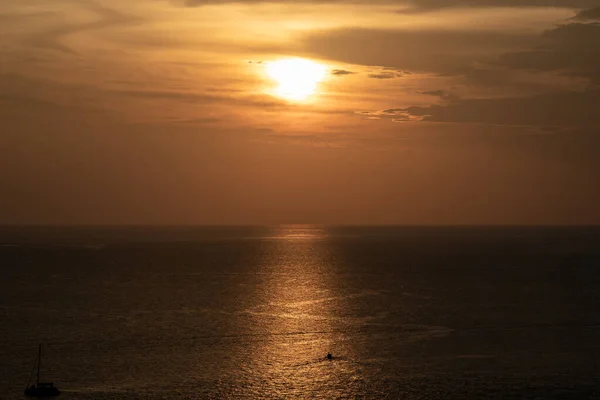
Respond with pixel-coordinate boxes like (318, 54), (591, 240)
(1, 226), (600, 399)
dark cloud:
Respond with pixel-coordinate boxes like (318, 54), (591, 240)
(420, 90), (447, 97)
(572, 6), (600, 20)
(299, 28), (531, 75)
(368, 73), (394, 79)
(419, 90), (459, 101)
(401, 0), (598, 13)
(297, 16), (600, 93)
(388, 90), (600, 126)
(331, 69), (356, 76)
(544, 21), (600, 44)
(499, 22), (600, 83)
(368, 71), (403, 79)
(181, 0), (597, 9)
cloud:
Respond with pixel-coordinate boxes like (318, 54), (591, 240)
(109, 87), (355, 116)
(181, 0), (597, 9)
(0, 73), (112, 117)
(331, 69), (356, 76)
(113, 88), (289, 108)
(419, 90), (459, 101)
(24, 1), (141, 55)
(368, 71), (403, 79)
(296, 15), (600, 95)
(382, 108), (404, 114)
(571, 6), (600, 20)
(299, 28), (534, 75)
(167, 117), (222, 125)
(382, 90), (600, 126)
(0, 93), (93, 116)
(356, 108), (424, 122)
(498, 22), (600, 83)
(400, 0), (598, 13)
(0, 11), (54, 25)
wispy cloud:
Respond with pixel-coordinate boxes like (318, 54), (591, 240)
(379, 90), (600, 127)
(368, 71), (403, 79)
(111, 88), (291, 109)
(24, 0), (142, 55)
(331, 69), (356, 76)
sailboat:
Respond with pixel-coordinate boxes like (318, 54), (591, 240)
(24, 344), (61, 397)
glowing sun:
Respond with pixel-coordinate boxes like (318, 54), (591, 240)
(265, 58), (327, 101)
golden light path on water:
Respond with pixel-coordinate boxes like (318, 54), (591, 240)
(264, 59), (328, 101)
(240, 225), (360, 397)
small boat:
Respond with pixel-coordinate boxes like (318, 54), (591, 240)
(24, 344), (60, 397)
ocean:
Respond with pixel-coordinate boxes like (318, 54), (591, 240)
(1, 226), (599, 399)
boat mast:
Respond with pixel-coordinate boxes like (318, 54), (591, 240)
(37, 344), (41, 385)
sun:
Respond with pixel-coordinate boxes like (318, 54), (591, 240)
(265, 58), (327, 101)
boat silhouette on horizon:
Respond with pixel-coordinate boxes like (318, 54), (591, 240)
(24, 344), (60, 397)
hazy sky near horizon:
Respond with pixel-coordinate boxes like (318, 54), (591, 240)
(1, 0), (600, 225)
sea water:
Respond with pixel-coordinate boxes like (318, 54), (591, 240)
(1, 226), (599, 399)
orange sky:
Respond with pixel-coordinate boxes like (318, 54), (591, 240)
(1, 0), (599, 224)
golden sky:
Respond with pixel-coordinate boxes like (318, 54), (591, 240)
(1, 0), (600, 224)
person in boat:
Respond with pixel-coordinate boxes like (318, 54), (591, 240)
(326, 353), (332, 360)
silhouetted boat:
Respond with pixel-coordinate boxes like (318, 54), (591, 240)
(24, 344), (60, 397)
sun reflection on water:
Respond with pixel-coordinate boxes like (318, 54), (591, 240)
(273, 225), (329, 241)
(241, 225), (358, 397)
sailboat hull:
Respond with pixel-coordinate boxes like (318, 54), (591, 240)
(24, 383), (60, 397)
